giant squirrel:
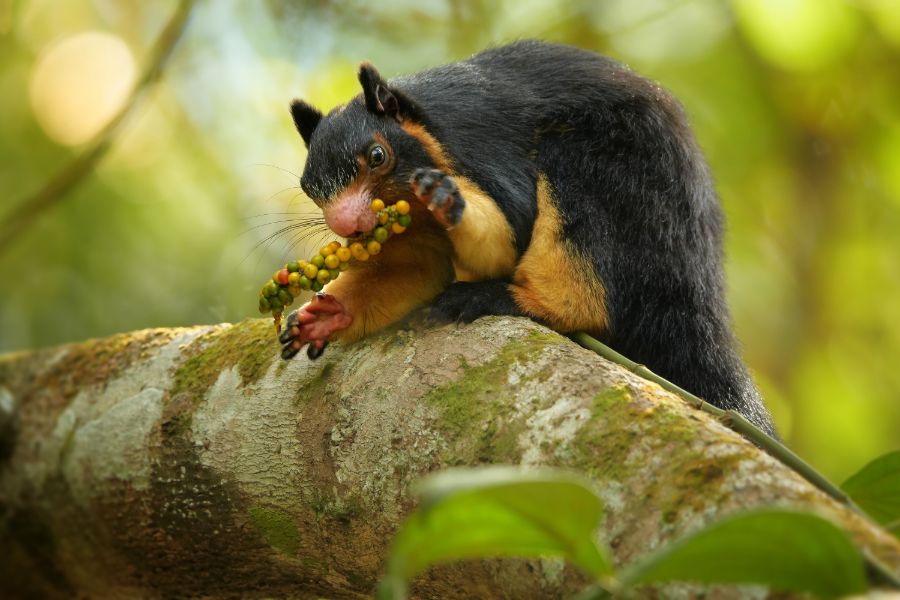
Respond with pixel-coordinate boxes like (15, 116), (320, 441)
(279, 40), (777, 436)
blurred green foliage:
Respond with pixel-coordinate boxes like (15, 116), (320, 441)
(1, 0), (898, 481)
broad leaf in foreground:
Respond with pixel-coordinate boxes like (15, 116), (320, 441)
(377, 467), (610, 600)
(620, 508), (866, 598)
(841, 450), (900, 528)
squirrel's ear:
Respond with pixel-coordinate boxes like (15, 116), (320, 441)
(358, 62), (405, 121)
(290, 99), (322, 147)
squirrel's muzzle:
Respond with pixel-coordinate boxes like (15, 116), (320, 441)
(323, 189), (378, 237)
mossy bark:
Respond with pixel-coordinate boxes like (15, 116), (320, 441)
(0, 316), (897, 599)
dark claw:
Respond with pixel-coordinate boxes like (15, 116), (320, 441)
(431, 178), (464, 225)
(278, 326), (295, 345)
(281, 343), (301, 360)
(417, 173), (437, 193)
(430, 179), (453, 207)
(307, 342), (328, 360)
(410, 168), (464, 226)
(411, 167), (446, 197)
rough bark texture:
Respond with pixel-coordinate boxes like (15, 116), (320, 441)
(0, 316), (898, 599)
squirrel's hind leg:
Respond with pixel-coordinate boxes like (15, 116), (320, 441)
(429, 280), (525, 324)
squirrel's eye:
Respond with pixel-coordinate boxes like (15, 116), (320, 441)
(368, 145), (386, 168)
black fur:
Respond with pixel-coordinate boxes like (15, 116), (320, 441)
(359, 62), (408, 119)
(295, 40), (777, 435)
(430, 280), (525, 324)
(290, 100), (322, 147)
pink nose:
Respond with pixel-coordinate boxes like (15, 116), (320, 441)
(323, 191), (377, 237)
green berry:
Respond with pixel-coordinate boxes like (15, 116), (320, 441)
(258, 297), (270, 314)
(311, 280), (323, 292)
(268, 296), (283, 310)
(262, 281), (278, 297)
(311, 254), (325, 268)
(287, 261), (300, 273)
(373, 227), (389, 243)
(277, 288), (293, 306)
(299, 275), (311, 290)
(397, 214), (412, 227)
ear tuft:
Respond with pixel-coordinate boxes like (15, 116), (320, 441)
(358, 62), (404, 121)
(290, 99), (322, 147)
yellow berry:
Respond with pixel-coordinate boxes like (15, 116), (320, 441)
(378, 212), (389, 225)
(316, 269), (331, 284)
(328, 240), (341, 251)
(395, 200), (410, 215)
(311, 254), (325, 268)
(320, 245), (334, 257)
(357, 248), (370, 262)
(371, 198), (385, 212)
(391, 222), (407, 234)
(336, 247), (351, 262)
(324, 254), (340, 269)
(303, 263), (318, 279)
(350, 242), (366, 260)
(288, 272), (301, 286)
(367, 240), (381, 255)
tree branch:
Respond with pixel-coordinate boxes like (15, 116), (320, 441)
(1, 317), (898, 598)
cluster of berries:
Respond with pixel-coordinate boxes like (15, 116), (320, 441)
(257, 199), (411, 331)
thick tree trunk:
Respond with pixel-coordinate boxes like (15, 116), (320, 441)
(0, 316), (898, 599)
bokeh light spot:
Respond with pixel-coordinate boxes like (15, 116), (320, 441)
(732, 0), (860, 72)
(29, 31), (136, 146)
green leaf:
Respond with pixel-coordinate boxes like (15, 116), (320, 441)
(841, 450), (900, 527)
(382, 466), (611, 592)
(621, 509), (866, 598)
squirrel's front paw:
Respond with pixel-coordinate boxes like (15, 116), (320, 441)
(279, 293), (352, 360)
(410, 168), (465, 228)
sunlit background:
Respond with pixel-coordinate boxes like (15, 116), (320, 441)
(1, 0), (898, 481)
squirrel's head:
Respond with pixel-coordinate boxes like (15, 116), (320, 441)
(290, 63), (437, 238)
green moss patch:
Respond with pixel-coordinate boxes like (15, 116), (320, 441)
(655, 450), (748, 522)
(569, 385), (710, 484)
(248, 506), (300, 556)
(170, 319), (278, 400)
(162, 319), (278, 437)
(568, 386), (639, 480)
(424, 332), (565, 464)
